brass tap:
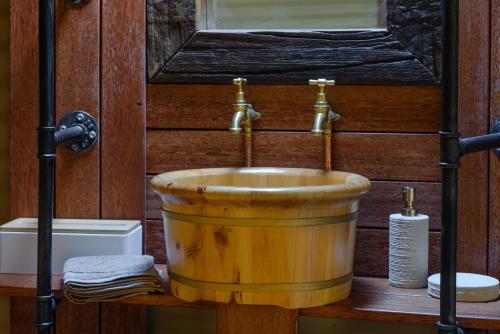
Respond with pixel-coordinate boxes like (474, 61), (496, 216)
(229, 78), (261, 136)
(309, 79), (341, 136)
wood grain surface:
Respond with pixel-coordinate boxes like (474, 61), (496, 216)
(217, 304), (298, 334)
(148, 0), (441, 84)
(9, 0), (38, 221)
(100, 0), (147, 332)
(144, 220), (440, 278)
(52, 1), (102, 331)
(146, 131), (440, 181)
(146, 176), (441, 230)
(3, 270), (500, 330)
(456, 0), (490, 274)
(9, 0), (102, 332)
(151, 168), (367, 308)
(354, 229), (440, 277)
(301, 276), (500, 330)
(147, 84), (441, 133)
(489, 0), (500, 278)
(55, 0), (100, 219)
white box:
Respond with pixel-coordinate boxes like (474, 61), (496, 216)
(0, 218), (142, 275)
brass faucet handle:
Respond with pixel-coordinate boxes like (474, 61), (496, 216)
(233, 77), (248, 87)
(309, 78), (335, 87)
(309, 78), (335, 107)
(233, 78), (248, 104)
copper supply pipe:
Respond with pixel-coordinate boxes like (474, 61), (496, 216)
(245, 133), (253, 167)
(324, 134), (332, 171)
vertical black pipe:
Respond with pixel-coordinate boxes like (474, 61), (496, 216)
(36, 0), (56, 332)
(439, 0), (460, 333)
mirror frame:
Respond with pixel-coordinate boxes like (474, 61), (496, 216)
(147, 0), (441, 84)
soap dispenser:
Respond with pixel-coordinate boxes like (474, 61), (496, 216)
(388, 187), (429, 288)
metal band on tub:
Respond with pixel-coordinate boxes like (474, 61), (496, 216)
(162, 211), (358, 227)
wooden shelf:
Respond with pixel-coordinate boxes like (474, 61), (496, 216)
(1, 268), (500, 330)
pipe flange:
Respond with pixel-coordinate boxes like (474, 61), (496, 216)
(492, 119), (500, 156)
(57, 111), (98, 153)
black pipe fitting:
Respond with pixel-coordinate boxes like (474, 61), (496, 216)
(35, 294), (56, 329)
(459, 132), (500, 156)
(54, 125), (85, 145)
(36, 1), (97, 332)
(37, 126), (56, 160)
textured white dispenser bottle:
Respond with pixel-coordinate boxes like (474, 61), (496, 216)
(389, 187), (429, 288)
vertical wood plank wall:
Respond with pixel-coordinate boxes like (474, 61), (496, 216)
(0, 0), (9, 331)
(456, 0), (490, 274)
(489, 0), (500, 278)
(9, 0), (40, 331)
(100, 0), (147, 332)
(8, 0), (147, 333)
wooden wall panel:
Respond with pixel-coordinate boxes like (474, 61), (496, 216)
(489, 0), (500, 278)
(101, 0), (147, 332)
(146, 131), (440, 181)
(354, 229), (441, 277)
(147, 85), (441, 133)
(101, 0), (146, 222)
(10, 0), (103, 332)
(9, 298), (33, 334)
(9, 297), (99, 334)
(10, 0), (38, 221)
(55, 0), (100, 219)
(359, 181), (440, 230)
(145, 220), (167, 264)
(456, 0), (490, 274)
(333, 133), (439, 181)
(52, 0), (102, 330)
(216, 304), (298, 334)
(146, 176), (441, 230)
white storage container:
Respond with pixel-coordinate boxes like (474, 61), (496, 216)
(0, 218), (142, 275)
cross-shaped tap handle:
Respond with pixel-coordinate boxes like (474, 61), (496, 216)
(233, 78), (248, 104)
(309, 78), (335, 105)
(309, 79), (335, 87)
(233, 78), (247, 91)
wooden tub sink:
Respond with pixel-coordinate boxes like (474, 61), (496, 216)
(151, 167), (370, 309)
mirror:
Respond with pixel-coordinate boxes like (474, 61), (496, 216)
(206, 0), (387, 30)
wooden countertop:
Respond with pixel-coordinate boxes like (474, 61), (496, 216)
(1, 267), (499, 330)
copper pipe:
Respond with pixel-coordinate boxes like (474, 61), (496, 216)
(324, 134), (332, 171)
(245, 133), (252, 167)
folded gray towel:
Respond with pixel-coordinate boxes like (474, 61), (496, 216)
(63, 255), (164, 304)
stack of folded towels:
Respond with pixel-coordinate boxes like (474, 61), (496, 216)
(63, 255), (164, 304)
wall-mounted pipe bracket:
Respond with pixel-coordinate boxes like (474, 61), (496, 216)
(56, 111), (98, 153)
(492, 119), (500, 156)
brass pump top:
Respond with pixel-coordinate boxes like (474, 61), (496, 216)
(309, 78), (335, 113)
(401, 186), (417, 216)
(233, 78), (248, 105)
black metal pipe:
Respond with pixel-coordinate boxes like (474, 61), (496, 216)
(54, 125), (85, 145)
(439, 0), (460, 333)
(460, 133), (500, 156)
(36, 0), (56, 332)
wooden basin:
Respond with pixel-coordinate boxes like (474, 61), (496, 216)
(151, 167), (370, 309)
